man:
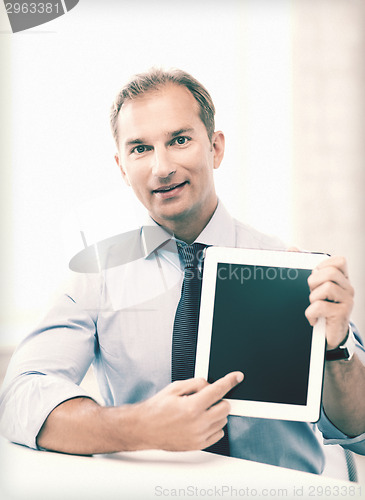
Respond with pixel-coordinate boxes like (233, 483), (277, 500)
(1, 69), (364, 473)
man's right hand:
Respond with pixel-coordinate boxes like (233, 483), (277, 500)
(131, 372), (244, 451)
(37, 372), (243, 455)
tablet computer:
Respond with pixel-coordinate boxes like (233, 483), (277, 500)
(195, 247), (328, 423)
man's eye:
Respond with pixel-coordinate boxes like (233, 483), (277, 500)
(133, 145), (147, 154)
(173, 136), (189, 146)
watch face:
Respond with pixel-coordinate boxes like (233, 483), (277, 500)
(326, 347), (350, 361)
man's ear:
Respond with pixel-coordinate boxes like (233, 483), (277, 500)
(114, 152), (131, 187)
(211, 131), (225, 170)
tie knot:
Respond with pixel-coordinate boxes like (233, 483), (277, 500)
(177, 242), (206, 269)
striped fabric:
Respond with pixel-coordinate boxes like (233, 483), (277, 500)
(171, 243), (205, 381)
(171, 242), (230, 456)
(344, 449), (358, 482)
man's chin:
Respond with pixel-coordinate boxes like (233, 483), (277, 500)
(150, 206), (193, 226)
(154, 211), (187, 224)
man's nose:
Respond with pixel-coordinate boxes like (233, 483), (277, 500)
(151, 148), (175, 178)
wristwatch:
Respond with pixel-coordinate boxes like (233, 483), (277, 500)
(326, 328), (356, 361)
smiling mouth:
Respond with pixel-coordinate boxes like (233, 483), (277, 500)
(153, 181), (187, 193)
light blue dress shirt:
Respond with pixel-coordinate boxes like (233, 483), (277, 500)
(1, 202), (364, 473)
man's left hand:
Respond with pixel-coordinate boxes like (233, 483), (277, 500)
(305, 256), (354, 350)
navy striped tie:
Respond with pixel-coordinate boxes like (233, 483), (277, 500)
(171, 242), (230, 456)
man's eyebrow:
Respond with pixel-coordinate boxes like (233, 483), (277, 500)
(125, 138), (145, 147)
(170, 128), (194, 138)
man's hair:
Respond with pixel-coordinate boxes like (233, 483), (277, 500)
(110, 68), (216, 146)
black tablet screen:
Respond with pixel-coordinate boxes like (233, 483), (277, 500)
(207, 263), (312, 405)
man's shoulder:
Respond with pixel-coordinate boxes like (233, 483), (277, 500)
(233, 218), (287, 251)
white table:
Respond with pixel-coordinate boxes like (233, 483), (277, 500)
(0, 438), (363, 500)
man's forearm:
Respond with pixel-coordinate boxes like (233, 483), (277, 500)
(36, 397), (144, 455)
(323, 354), (365, 437)
(36, 373), (243, 455)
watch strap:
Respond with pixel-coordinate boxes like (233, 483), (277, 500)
(326, 328), (356, 361)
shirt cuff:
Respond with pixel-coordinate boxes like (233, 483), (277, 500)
(318, 407), (365, 453)
(0, 373), (95, 451)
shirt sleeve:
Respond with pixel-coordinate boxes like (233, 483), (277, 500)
(0, 271), (102, 450)
(317, 323), (365, 455)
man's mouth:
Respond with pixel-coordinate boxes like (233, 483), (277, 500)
(153, 181), (187, 193)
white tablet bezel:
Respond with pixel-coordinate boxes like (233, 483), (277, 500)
(195, 247), (328, 423)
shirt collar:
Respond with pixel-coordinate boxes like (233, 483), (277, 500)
(193, 201), (236, 248)
(140, 221), (174, 258)
(141, 200), (236, 258)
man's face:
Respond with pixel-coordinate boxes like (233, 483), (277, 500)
(115, 84), (224, 231)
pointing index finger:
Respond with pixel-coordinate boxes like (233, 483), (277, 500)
(194, 372), (244, 410)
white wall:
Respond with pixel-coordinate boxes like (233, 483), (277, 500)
(292, 0), (365, 336)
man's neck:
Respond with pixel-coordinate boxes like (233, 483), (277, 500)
(151, 202), (218, 245)
(173, 226), (204, 245)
